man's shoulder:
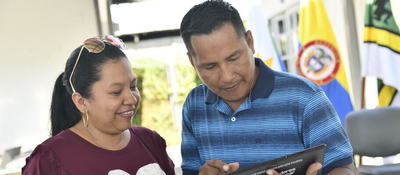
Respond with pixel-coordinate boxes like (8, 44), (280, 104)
(273, 71), (321, 93)
(189, 84), (208, 94)
(186, 84), (209, 100)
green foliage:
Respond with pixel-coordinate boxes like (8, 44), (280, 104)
(175, 64), (201, 104)
(131, 67), (144, 126)
(131, 58), (200, 146)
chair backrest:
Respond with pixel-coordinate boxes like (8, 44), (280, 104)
(0, 146), (21, 169)
(345, 107), (400, 157)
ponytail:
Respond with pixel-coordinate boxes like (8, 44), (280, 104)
(50, 73), (81, 136)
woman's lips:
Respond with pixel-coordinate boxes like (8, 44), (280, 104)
(118, 110), (134, 118)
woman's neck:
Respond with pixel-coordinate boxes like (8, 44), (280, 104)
(70, 121), (131, 151)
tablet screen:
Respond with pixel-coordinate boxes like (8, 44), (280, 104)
(227, 144), (326, 175)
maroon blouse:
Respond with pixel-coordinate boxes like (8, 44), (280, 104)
(22, 126), (175, 175)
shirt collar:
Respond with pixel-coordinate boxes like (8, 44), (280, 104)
(205, 57), (275, 104)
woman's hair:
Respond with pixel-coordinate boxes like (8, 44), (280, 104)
(50, 42), (127, 136)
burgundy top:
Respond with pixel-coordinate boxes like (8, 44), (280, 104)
(22, 126), (175, 175)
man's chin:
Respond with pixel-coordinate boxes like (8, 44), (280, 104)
(221, 95), (246, 103)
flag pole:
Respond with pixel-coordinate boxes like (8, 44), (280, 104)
(361, 77), (366, 109)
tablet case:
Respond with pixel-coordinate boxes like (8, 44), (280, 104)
(227, 144), (326, 175)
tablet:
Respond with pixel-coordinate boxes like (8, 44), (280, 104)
(227, 144), (326, 175)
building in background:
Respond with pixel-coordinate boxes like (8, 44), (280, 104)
(2, 0), (397, 174)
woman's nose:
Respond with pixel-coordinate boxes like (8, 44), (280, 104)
(124, 90), (138, 105)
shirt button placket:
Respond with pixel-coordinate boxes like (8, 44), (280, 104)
(231, 116), (236, 122)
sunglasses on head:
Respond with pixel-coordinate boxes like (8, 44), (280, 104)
(69, 35), (124, 93)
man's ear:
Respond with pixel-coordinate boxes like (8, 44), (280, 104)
(245, 30), (255, 54)
(187, 52), (195, 67)
(71, 92), (87, 113)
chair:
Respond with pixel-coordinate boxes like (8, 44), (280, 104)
(345, 107), (400, 175)
(0, 146), (20, 169)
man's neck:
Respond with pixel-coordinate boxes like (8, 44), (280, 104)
(226, 66), (260, 111)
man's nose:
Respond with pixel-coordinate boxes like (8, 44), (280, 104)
(220, 64), (234, 83)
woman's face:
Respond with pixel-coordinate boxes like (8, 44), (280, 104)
(85, 58), (140, 134)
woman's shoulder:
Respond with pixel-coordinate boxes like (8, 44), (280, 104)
(26, 141), (56, 162)
(130, 126), (161, 139)
(22, 132), (72, 174)
(130, 126), (166, 146)
(26, 129), (78, 161)
(39, 129), (76, 149)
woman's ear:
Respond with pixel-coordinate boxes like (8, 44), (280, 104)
(71, 92), (87, 113)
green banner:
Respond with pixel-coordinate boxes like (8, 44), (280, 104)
(365, 0), (400, 34)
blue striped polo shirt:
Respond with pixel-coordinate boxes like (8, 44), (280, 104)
(181, 58), (353, 174)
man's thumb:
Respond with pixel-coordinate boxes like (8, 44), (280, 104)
(224, 162), (240, 173)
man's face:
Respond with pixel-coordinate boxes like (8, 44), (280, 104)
(189, 22), (257, 109)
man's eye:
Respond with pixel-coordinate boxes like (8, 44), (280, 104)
(205, 65), (215, 70)
(228, 57), (238, 62)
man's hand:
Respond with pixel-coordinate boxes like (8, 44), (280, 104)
(265, 162), (322, 175)
(199, 159), (240, 175)
(327, 163), (356, 175)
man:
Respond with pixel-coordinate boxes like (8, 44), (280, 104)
(179, 0), (356, 175)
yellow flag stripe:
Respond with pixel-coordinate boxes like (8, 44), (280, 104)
(364, 27), (400, 53)
(263, 58), (273, 67)
(378, 85), (397, 106)
(299, 0), (350, 92)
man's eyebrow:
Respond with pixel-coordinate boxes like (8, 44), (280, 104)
(199, 61), (217, 68)
(224, 50), (241, 60)
(198, 50), (241, 68)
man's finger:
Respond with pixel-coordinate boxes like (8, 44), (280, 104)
(224, 162), (240, 173)
(306, 162), (322, 175)
(265, 169), (279, 175)
(206, 159), (226, 171)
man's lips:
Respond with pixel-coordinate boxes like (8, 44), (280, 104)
(221, 82), (240, 91)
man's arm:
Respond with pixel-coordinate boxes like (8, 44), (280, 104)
(327, 163), (356, 175)
(181, 100), (202, 174)
(302, 90), (355, 174)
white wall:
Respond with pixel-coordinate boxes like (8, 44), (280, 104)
(0, 0), (98, 153)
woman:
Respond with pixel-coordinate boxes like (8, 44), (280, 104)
(22, 36), (175, 175)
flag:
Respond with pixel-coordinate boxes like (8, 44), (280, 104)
(247, 5), (287, 72)
(363, 0), (400, 107)
(298, 0), (353, 124)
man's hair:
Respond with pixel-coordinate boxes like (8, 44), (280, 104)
(180, 0), (246, 55)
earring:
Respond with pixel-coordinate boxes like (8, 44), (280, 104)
(82, 113), (89, 127)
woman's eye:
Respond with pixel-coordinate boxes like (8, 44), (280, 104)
(111, 91), (121, 95)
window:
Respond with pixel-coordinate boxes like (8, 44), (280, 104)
(269, 5), (299, 73)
